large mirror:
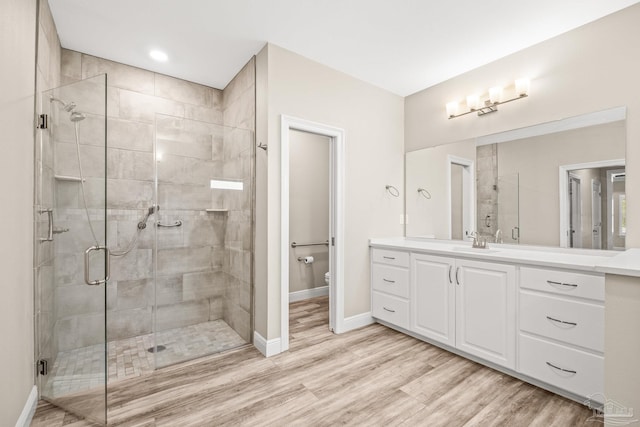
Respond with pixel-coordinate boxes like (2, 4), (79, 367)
(405, 107), (627, 251)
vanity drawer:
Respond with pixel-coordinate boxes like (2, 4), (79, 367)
(372, 248), (410, 268)
(519, 334), (603, 400)
(519, 291), (604, 352)
(372, 264), (409, 298)
(520, 267), (604, 301)
(372, 291), (409, 329)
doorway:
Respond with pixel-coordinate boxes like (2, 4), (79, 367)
(288, 130), (331, 303)
(559, 159), (625, 249)
(568, 173), (582, 248)
(447, 155), (475, 240)
(280, 116), (345, 353)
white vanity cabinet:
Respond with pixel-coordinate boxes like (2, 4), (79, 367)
(369, 238), (615, 406)
(517, 266), (604, 401)
(455, 259), (516, 369)
(411, 254), (455, 346)
(371, 248), (410, 329)
(410, 253), (516, 369)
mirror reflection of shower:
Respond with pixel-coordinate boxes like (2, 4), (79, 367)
(49, 97), (155, 257)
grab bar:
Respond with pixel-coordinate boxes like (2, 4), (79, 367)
(157, 220), (183, 228)
(290, 240), (329, 248)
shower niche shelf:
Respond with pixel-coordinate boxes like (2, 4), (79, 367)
(54, 175), (85, 182)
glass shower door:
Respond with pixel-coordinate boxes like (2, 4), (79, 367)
(35, 74), (108, 424)
(153, 114), (254, 368)
(497, 173), (520, 243)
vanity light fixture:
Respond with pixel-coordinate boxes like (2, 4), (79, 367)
(447, 78), (530, 119)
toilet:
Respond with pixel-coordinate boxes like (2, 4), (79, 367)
(324, 271), (330, 285)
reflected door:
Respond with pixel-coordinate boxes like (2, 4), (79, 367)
(497, 173), (519, 243)
(592, 180), (602, 249)
(569, 174), (582, 248)
(35, 75), (108, 424)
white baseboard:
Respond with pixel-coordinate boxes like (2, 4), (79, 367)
(340, 311), (374, 333)
(289, 285), (329, 302)
(253, 331), (282, 357)
(15, 385), (37, 427)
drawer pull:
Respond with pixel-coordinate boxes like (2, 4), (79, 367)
(383, 256), (396, 260)
(546, 361), (577, 375)
(448, 265), (453, 284)
(383, 307), (396, 313)
(546, 280), (578, 288)
(546, 316), (577, 327)
(383, 278), (395, 284)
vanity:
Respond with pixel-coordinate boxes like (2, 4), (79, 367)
(368, 238), (627, 405)
(373, 106), (640, 408)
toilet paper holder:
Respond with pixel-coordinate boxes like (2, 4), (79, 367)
(297, 256), (314, 264)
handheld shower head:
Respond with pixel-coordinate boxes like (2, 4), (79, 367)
(137, 205), (160, 230)
(70, 111), (86, 122)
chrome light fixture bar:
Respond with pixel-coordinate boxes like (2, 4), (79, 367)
(446, 78), (530, 119)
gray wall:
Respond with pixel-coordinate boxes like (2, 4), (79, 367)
(221, 58), (255, 341)
(0, 0), (37, 424)
(289, 130), (330, 293)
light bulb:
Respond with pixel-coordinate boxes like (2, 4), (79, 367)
(489, 86), (503, 104)
(446, 102), (459, 118)
(466, 95), (480, 111)
(515, 78), (530, 96)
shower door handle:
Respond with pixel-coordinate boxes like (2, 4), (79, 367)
(38, 208), (54, 242)
(84, 245), (110, 286)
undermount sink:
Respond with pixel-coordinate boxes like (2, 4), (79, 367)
(452, 246), (500, 254)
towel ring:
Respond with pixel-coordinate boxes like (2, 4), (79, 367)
(385, 185), (400, 197)
(417, 188), (431, 199)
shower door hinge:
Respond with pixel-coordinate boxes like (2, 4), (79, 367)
(37, 114), (48, 129)
(37, 359), (49, 376)
(331, 237), (335, 246)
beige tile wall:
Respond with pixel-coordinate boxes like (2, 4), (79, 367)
(53, 49), (255, 350)
(222, 58), (255, 342)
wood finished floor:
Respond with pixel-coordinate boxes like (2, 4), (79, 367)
(32, 296), (594, 426)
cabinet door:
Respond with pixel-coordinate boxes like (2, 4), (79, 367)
(455, 260), (516, 369)
(411, 254), (455, 347)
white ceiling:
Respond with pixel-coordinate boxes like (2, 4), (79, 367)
(49, 0), (639, 96)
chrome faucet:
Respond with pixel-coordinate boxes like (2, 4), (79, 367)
(495, 229), (503, 244)
(470, 231), (488, 249)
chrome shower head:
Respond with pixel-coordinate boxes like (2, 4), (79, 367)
(50, 97), (76, 112)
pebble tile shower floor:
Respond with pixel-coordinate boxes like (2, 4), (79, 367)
(43, 319), (246, 398)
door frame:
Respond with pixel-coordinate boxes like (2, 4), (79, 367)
(606, 168), (626, 249)
(446, 155), (475, 240)
(559, 159), (625, 247)
(568, 173), (582, 248)
(280, 115), (345, 353)
(591, 179), (602, 249)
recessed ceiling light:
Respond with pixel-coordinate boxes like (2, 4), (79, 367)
(149, 50), (168, 62)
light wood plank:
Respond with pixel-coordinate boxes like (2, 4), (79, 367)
(32, 296), (592, 426)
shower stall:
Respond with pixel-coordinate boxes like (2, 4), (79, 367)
(34, 71), (255, 423)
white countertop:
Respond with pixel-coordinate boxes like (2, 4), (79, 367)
(369, 237), (640, 278)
